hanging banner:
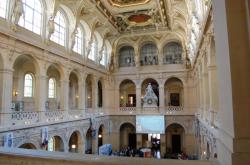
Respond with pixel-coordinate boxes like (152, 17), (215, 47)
(41, 127), (48, 149)
(4, 132), (13, 148)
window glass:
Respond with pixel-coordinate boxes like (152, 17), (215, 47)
(48, 78), (56, 98)
(73, 27), (83, 54)
(50, 11), (66, 46)
(24, 73), (33, 97)
(0, 0), (8, 18)
(19, 0), (42, 34)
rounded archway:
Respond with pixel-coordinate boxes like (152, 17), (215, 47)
(118, 46), (135, 67)
(19, 143), (37, 149)
(85, 127), (93, 154)
(165, 123), (185, 155)
(46, 64), (61, 110)
(68, 131), (83, 153)
(12, 55), (38, 111)
(48, 136), (64, 152)
(119, 123), (136, 150)
(163, 42), (183, 64)
(119, 79), (136, 107)
(164, 77), (183, 107)
(98, 124), (104, 147)
(69, 72), (79, 109)
(141, 78), (159, 107)
(140, 43), (158, 66)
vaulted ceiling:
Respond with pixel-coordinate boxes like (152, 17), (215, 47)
(57, 0), (200, 61)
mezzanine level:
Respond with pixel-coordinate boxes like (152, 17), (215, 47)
(0, 106), (195, 129)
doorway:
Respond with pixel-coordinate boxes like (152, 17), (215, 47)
(128, 133), (136, 148)
(172, 135), (181, 153)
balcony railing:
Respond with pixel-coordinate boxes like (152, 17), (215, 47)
(11, 111), (39, 125)
(119, 107), (136, 112)
(1, 106), (195, 128)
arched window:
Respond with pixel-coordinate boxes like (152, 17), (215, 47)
(48, 78), (56, 98)
(119, 46), (135, 67)
(18, 0), (42, 34)
(89, 36), (97, 61)
(51, 11), (66, 46)
(100, 46), (106, 66)
(0, 0), (8, 18)
(163, 42), (183, 64)
(73, 27), (83, 54)
(140, 43), (158, 65)
(24, 73), (33, 97)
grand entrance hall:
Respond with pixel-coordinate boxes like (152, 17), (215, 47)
(0, 0), (249, 165)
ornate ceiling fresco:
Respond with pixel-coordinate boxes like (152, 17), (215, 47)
(108, 0), (151, 7)
(96, 0), (169, 32)
(58, 0), (211, 63)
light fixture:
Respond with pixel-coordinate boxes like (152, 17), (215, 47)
(76, 95), (79, 98)
(71, 144), (76, 149)
(13, 90), (18, 96)
(203, 151), (206, 155)
(120, 96), (124, 99)
(98, 134), (102, 138)
(88, 96), (91, 99)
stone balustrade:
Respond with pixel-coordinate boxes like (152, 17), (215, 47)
(165, 106), (183, 112)
(0, 147), (218, 165)
(11, 111), (39, 125)
(1, 106), (195, 128)
(119, 107), (136, 112)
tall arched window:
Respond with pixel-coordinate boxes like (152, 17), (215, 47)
(18, 0), (42, 34)
(73, 27), (83, 55)
(0, 0), (8, 18)
(89, 36), (97, 61)
(100, 46), (106, 66)
(51, 11), (66, 46)
(163, 42), (183, 64)
(48, 78), (56, 98)
(24, 73), (33, 97)
(119, 46), (135, 67)
(140, 43), (158, 65)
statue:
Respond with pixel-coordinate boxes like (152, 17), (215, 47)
(70, 29), (77, 51)
(46, 16), (55, 42)
(11, 0), (24, 31)
(98, 48), (104, 64)
(143, 83), (158, 108)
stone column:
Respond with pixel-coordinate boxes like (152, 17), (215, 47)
(134, 46), (140, 68)
(160, 134), (166, 158)
(92, 77), (98, 112)
(159, 84), (165, 113)
(36, 72), (47, 122)
(114, 84), (120, 113)
(78, 73), (86, 111)
(198, 65), (203, 117)
(136, 134), (142, 149)
(0, 68), (13, 126)
(60, 71), (69, 112)
(202, 56), (209, 121)
(213, 0), (250, 164)
(136, 85), (141, 111)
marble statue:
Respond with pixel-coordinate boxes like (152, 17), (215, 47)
(143, 83), (158, 108)
(11, 0), (24, 31)
(47, 17), (55, 42)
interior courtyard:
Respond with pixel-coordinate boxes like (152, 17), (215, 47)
(0, 0), (249, 165)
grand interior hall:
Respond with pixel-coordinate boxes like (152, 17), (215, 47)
(0, 0), (249, 165)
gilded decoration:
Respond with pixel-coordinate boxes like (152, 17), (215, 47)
(108, 0), (151, 7)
